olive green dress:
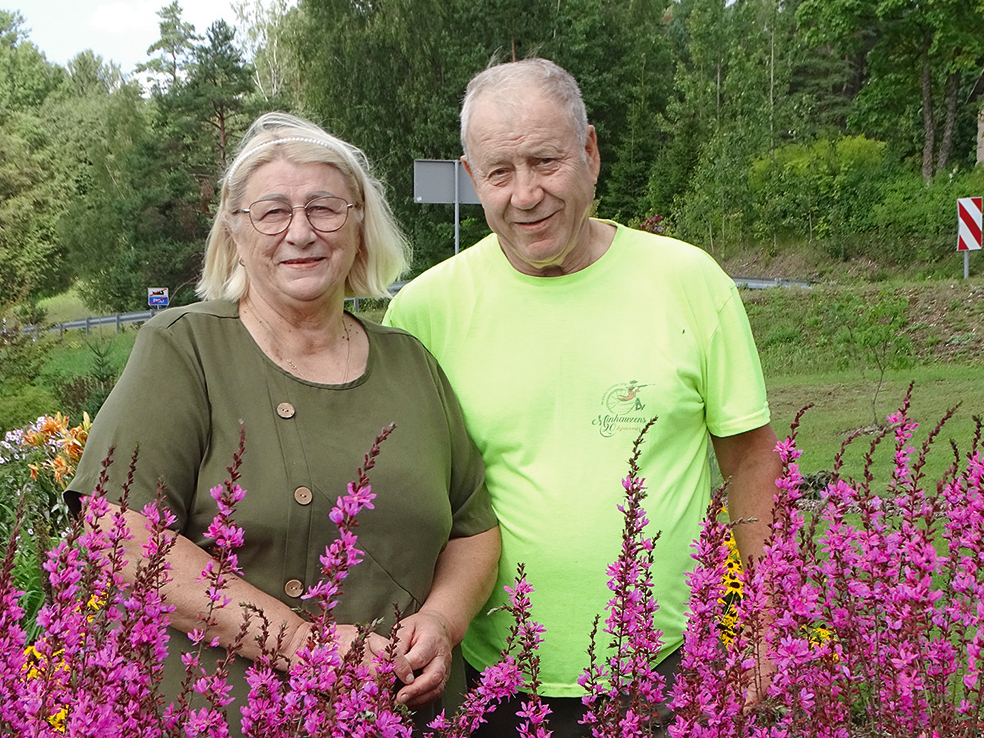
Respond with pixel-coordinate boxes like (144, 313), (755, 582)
(68, 300), (496, 732)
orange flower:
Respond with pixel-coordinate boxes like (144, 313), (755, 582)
(50, 456), (71, 486)
(22, 429), (45, 449)
(21, 413), (90, 490)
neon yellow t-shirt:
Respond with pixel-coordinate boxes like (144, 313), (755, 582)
(385, 221), (770, 696)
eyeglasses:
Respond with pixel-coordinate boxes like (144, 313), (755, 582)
(236, 196), (355, 235)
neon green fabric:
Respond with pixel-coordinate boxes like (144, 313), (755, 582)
(385, 221), (770, 696)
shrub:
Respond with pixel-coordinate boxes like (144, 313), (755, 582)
(0, 323), (55, 430)
(747, 135), (891, 256)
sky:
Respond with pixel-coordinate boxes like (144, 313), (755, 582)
(12, 0), (244, 74)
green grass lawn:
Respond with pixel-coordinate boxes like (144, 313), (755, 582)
(37, 287), (90, 325)
(37, 331), (137, 388)
(766, 364), (983, 488)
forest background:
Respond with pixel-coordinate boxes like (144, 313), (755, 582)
(4, 0), (984, 317)
(4, 0), (984, 453)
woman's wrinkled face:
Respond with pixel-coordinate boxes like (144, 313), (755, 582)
(232, 158), (361, 310)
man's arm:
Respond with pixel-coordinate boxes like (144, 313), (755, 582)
(711, 423), (782, 704)
(711, 423), (781, 564)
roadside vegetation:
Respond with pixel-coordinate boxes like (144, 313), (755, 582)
(741, 273), (984, 486)
(3, 270), (980, 483)
(2, 0), (981, 448)
(3, 0), (984, 315)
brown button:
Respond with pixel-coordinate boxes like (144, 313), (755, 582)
(284, 579), (304, 598)
(294, 486), (313, 505)
(276, 402), (295, 419)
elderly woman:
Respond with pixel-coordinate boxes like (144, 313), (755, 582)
(67, 112), (500, 730)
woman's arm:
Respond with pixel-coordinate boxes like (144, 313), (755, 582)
(95, 503), (413, 679)
(392, 526), (501, 706)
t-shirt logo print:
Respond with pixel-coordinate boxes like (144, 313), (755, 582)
(593, 380), (650, 438)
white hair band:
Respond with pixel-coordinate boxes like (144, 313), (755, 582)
(226, 137), (333, 182)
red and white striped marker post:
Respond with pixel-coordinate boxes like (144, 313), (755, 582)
(957, 197), (982, 278)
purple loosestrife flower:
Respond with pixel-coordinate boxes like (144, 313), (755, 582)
(0, 508), (29, 736)
(10, 387), (984, 736)
(710, 388), (984, 738)
(756, 425), (847, 736)
(581, 419), (666, 738)
(168, 432), (252, 735)
(426, 565), (542, 738)
(239, 424), (415, 738)
(669, 485), (749, 738)
(504, 572), (550, 738)
(5, 421), (428, 736)
(943, 448), (984, 729)
(8, 447), (177, 735)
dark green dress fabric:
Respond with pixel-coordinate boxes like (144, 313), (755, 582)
(68, 300), (495, 732)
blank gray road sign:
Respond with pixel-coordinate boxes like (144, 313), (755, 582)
(413, 159), (481, 204)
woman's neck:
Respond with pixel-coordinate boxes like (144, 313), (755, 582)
(239, 294), (365, 383)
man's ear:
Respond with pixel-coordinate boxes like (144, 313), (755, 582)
(585, 125), (601, 183)
(462, 155), (478, 187)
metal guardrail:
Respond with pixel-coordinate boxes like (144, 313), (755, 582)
(42, 277), (801, 337)
(47, 285), (408, 336)
(732, 276), (812, 290)
(50, 310), (156, 336)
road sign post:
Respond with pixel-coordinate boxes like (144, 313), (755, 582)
(413, 159), (481, 254)
(957, 197), (982, 279)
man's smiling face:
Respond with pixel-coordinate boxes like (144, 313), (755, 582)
(463, 87), (601, 277)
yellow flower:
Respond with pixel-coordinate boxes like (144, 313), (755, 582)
(22, 644), (44, 681)
(24, 639), (74, 732)
(22, 642), (69, 679)
(47, 707), (68, 732)
(717, 510), (745, 648)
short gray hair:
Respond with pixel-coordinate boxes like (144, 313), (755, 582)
(460, 58), (588, 161)
(197, 112), (410, 301)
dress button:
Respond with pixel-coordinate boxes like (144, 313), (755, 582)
(294, 486), (313, 505)
(277, 402), (295, 419)
(284, 579), (304, 598)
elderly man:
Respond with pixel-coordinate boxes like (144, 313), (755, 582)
(384, 58), (780, 736)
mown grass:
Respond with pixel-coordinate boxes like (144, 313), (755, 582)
(767, 366), (983, 486)
(37, 287), (89, 325)
(36, 331), (137, 389)
(745, 280), (984, 487)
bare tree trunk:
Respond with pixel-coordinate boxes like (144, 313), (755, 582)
(218, 110), (229, 172)
(978, 105), (984, 165)
(769, 19), (775, 159)
(921, 59), (936, 182)
(936, 71), (960, 174)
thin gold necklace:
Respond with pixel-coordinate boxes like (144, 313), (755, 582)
(245, 303), (351, 381)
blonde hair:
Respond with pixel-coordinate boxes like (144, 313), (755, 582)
(197, 112), (410, 301)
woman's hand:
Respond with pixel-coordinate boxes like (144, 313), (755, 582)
(336, 624), (416, 686)
(392, 610), (455, 707)
(387, 528), (502, 707)
(277, 621), (415, 688)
